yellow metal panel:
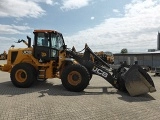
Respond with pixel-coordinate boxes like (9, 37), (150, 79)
(0, 64), (12, 72)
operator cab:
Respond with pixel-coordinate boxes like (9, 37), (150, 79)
(33, 30), (65, 62)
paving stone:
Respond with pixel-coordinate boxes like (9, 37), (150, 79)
(0, 60), (160, 120)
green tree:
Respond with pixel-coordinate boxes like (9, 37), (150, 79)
(121, 48), (128, 53)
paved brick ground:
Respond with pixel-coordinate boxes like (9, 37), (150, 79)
(0, 60), (160, 120)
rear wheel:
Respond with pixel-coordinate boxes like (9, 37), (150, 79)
(61, 64), (90, 92)
(10, 63), (37, 88)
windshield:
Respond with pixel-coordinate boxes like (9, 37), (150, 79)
(51, 33), (64, 50)
(37, 33), (49, 47)
(36, 32), (65, 50)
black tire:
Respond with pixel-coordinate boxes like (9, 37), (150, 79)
(37, 78), (47, 82)
(61, 64), (90, 92)
(10, 63), (37, 88)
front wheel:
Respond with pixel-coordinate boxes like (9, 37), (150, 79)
(10, 63), (37, 88)
(61, 64), (90, 92)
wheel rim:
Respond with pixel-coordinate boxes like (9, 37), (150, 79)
(68, 71), (82, 86)
(15, 69), (27, 83)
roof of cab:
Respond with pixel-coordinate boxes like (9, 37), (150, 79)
(33, 29), (61, 34)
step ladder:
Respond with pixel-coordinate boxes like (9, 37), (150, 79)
(38, 67), (47, 81)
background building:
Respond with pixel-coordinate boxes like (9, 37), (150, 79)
(114, 32), (160, 68)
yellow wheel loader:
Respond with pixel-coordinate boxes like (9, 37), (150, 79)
(94, 51), (114, 64)
(0, 30), (156, 96)
(0, 51), (7, 60)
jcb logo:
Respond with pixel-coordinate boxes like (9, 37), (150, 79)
(41, 52), (47, 57)
(92, 67), (108, 78)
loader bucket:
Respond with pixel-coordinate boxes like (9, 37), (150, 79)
(121, 65), (156, 96)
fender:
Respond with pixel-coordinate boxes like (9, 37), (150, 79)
(64, 58), (78, 64)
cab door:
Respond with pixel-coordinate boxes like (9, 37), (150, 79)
(33, 32), (59, 62)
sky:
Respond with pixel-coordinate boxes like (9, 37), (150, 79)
(0, 0), (160, 53)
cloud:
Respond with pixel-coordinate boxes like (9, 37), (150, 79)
(46, 0), (54, 5)
(0, 24), (31, 34)
(112, 9), (122, 16)
(0, 36), (26, 53)
(0, 0), (45, 18)
(60, 0), (91, 11)
(91, 17), (95, 20)
(32, 0), (55, 5)
(113, 9), (120, 13)
(64, 0), (160, 53)
(0, 24), (32, 52)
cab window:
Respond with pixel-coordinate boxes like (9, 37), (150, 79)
(51, 34), (64, 50)
(37, 33), (49, 47)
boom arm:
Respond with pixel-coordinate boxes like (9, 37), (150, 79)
(66, 44), (119, 88)
(66, 44), (156, 96)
